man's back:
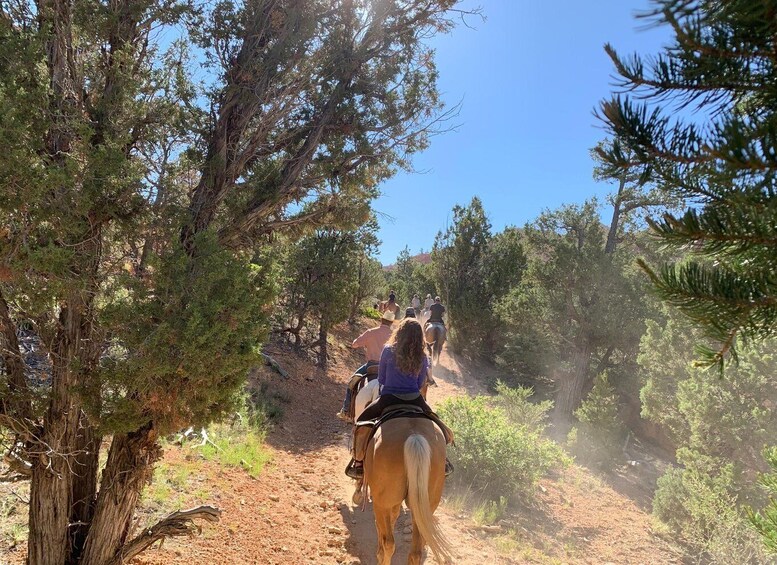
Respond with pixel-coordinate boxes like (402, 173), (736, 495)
(428, 303), (445, 323)
(353, 324), (392, 361)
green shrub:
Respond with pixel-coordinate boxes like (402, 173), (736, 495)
(438, 394), (566, 501)
(654, 464), (770, 563)
(570, 373), (623, 467)
(361, 306), (382, 320)
(472, 497), (508, 526)
(749, 447), (777, 555)
(493, 381), (552, 428)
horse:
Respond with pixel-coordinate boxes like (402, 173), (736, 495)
(423, 322), (446, 365)
(353, 417), (450, 565)
(352, 383), (447, 564)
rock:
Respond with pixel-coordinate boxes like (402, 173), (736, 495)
(268, 494), (280, 502)
(319, 501), (328, 509)
(328, 526), (343, 535)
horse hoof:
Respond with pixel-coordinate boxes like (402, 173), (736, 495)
(352, 489), (364, 505)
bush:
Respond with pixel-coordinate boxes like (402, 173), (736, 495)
(493, 381), (552, 428)
(361, 306), (382, 320)
(569, 373), (623, 467)
(438, 393), (566, 501)
(654, 465), (770, 563)
(749, 447), (777, 555)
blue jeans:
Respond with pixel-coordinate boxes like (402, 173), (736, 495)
(342, 361), (378, 412)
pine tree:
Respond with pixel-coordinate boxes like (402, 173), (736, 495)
(598, 0), (777, 368)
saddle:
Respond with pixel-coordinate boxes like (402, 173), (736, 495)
(352, 405), (454, 462)
(346, 364), (379, 421)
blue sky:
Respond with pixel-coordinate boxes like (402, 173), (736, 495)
(373, 1), (671, 263)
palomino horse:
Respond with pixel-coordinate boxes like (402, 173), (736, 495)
(353, 383), (447, 564)
(354, 417), (451, 565)
(423, 323), (446, 365)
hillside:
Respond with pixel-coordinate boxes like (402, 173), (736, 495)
(1, 321), (686, 564)
(383, 252), (432, 272)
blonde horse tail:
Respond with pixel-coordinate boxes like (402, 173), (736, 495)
(404, 434), (452, 563)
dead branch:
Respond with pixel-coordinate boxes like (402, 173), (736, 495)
(107, 505), (222, 565)
(261, 352), (289, 379)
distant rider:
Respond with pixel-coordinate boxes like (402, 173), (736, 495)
(411, 294), (421, 315)
(427, 296), (445, 325)
(380, 291), (401, 319)
(336, 310), (395, 422)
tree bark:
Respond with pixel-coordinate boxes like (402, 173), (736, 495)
(553, 337), (593, 421)
(69, 417), (102, 564)
(28, 294), (98, 565)
(604, 175), (626, 255)
(316, 318), (328, 368)
(79, 425), (161, 565)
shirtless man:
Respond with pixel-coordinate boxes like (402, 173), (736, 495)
(336, 310), (395, 422)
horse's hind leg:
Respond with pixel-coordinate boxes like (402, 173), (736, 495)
(408, 519), (426, 565)
(374, 503), (401, 565)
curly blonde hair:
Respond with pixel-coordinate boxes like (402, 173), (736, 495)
(387, 318), (426, 376)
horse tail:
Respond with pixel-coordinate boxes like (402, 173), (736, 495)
(404, 434), (452, 563)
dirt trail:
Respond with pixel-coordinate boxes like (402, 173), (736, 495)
(127, 322), (683, 565)
(133, 329), (509, 565)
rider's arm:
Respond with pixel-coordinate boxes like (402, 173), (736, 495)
(352, 330), (367, 349)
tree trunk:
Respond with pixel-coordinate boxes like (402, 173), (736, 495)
(553, 338), (593, 421)
(80, 426), (161, 565)
(69, 417), (102, 564)
(604, 175), (626, 255)
(317, 319), (328, 368)
(28, 297), (97, 565)
(349, 256), (365, 324)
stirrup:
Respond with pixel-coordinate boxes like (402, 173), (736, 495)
(444, 458), (454, 477)
(345, 459), (364, 479)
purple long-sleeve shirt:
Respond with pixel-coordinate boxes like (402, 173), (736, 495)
(378, 345), (429, 396)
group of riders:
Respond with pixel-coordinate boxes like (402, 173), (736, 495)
(336, 291), (452, 479)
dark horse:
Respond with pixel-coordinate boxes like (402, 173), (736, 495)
(423, 322), (446, 365)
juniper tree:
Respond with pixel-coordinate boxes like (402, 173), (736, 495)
(0, 1), (469, 562)
(496, 202), (650, 421)
(598, 0), (777, 368)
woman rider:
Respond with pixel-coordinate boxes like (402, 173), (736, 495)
(346, 318), (449, 477)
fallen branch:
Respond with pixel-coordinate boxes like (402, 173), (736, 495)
(261, 352), (289, 379)
(107, 505), (222, 565)
(4, 449), (32, 477)
(0, 473), (29, 483)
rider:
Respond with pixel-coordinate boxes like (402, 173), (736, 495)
(380, 291), (401, 319)
(427, 296), (445, 326)
(423, 293), (434, 312)
(336, 310), (395, 422)
(404, 306), (416, 319)
(411, 294), (421, 315)
(346, 319), (453, 478)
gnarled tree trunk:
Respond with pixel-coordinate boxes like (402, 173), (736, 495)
(28, 293), (101, 565)
(79, 426), (161, 565)
(553, 337), (592, 422)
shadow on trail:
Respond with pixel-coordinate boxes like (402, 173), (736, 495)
(339, 501), (417, 565)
